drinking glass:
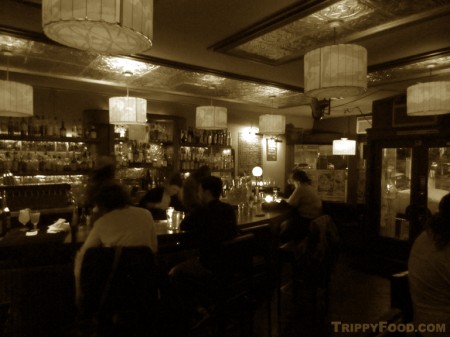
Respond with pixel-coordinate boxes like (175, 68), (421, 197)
(18, 208), (30, 231)
(29, 210), (41, 230)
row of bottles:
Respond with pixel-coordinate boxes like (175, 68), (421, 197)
(0, 151), (96, 174)
(180, 127), (231, 146)
(0, 140), (88, 152)
(180, 146), (234, 171)
(149, 122), (173, 142)
(115, 140), (174, 168)
(0, 116), (97, 139)
(140, 168), (167, 191)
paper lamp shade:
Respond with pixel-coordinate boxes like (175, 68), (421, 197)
(304, 44), (367, 100)
(42, 0), (153, 55)
(109, 96), (147, 124)
(0, 80), (33, 117)
(332, 138), (356, 155)
(195, 106), (227, 130)
(407, 81), (450, 116)
(259, 114), (286, 135)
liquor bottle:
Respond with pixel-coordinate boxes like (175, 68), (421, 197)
(7, 117), (14, 136)
(20, 118), (28, 137)
(40, 115), (47, 137)
(60, 120), (67, 138)
(180, 129), (188, 143)
(0, 196), (4, 238)
(187, 127), (194, 143)
(89, 124), (97, 139)
(79, 207), (87, 227)
(2, 191), (11, 234)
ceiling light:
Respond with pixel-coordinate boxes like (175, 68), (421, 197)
(304, 44), (367, 99)
(42, 0), (153, 55)
(0, 52), (33, 117)
(195, 106), (227, 130)
(109, 95), (147, 125)
(332, 138), (356, 155)
(407, 81), (450, 116)
(259, 115), (286, 135)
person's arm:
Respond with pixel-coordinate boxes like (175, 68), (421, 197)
(286, 186), (301, 206)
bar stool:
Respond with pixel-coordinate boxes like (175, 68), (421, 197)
(276, 215), (340, 336)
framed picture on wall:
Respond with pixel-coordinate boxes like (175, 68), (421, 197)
(266, 138), (277, 161)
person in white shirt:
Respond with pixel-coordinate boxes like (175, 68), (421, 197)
(74, 183), (157, 304)
(280, 169), (323, 242)
(409, 193), (450, 336)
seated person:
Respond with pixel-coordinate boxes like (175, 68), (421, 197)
(169, 176), (239, 327)
(181, 165), (211, 214)
(138, 172), (184, 220)
(280, 169), (323, 243)
(408, 193), (450, 336)
(74, 182), (157, 305)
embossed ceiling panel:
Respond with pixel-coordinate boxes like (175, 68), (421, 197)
(215, 0), (450, 65)
(0, 33), (306, 109)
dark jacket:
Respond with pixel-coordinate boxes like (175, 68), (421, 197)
(180, 199), (239, 269)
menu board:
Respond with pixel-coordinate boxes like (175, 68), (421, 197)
(238, 132), (262, 175)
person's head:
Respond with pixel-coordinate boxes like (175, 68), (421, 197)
(429, 193), (450, 249)
(91, 156), (116, 183)
(290, 169), (312, 186)
(165, 172), (183, 196)
(198, 176), (223, 204)
(94, 183), (131, 213)
(192, 165), (211, 181)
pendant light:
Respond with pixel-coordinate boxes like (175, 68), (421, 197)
(407, 65), (450, 116)
(332, 115), (356, 155)
(258, 96), (286, 136)
(196, 88), (227, 130)
(42, 0), (153, 55)
(109, 78), (147, 125)
(0, 51), (33, 117)
(304, 21), (367, 100)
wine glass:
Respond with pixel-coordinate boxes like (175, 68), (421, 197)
(18, 208), (30, 231)
(29, 210), (41, 231)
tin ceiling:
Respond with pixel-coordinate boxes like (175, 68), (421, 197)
(1, 0), (450, 118)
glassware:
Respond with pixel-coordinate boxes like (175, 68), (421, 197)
(18, 208), (30, 231)
(29, 210), (40, 230)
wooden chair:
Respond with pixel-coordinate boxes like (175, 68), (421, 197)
(205, 233), (258, 337)
(79, 246), (161, 337)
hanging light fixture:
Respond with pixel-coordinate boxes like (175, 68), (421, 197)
(42, 0), (153, 55)
(304, 44), (367, 100)
(407, 80), (450, 116)
(332, 115), (356, 155)
(109, 88), (147, 125)
(304, 22), (367, 100)
(0, 51), (33, 117)
(195, 106), (227, 130)
(258, 96), (286, 135)
(259, 115), (286, 135)
(332, 138), (356, 155)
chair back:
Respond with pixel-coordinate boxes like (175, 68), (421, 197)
(79, 246), (159, 318)
(296, 215), (340, 286)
